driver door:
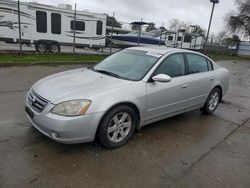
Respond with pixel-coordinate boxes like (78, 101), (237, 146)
(145, 53), (188, 122)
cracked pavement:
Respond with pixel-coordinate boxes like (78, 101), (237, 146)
(0, 61), (250, 188)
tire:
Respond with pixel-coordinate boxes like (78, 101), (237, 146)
(49, 42), (60, 53)
(201, 88), (221, 114)
(35, 41), (48, 53)
(97, 105), (137, 149)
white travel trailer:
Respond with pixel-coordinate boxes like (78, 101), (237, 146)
(165, 30), (204, 50)
(0, 0), (107, 52)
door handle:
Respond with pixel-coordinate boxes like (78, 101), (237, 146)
(182, 84), (188, 88)
(210, 77), (214, 81)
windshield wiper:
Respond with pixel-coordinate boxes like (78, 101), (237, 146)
(95, 69), (121, 78)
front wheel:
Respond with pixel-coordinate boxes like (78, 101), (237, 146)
(201, 88), (221, 114)
(35, 41), (48, 53)
(97, 105), (137, 149)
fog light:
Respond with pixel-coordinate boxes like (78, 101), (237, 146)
(51, 131), (60, 138)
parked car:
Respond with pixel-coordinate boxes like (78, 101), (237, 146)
(25, 46), (229, 148)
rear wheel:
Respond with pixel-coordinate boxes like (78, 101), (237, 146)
(49, 42), (60, 53)
(97, 105), (137, 149)
(201, 88), (221, 114)
(35, 41), (48, 53)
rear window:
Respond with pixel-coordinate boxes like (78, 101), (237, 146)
(207, 59), (214, 71)
(186, 54), (209, 74)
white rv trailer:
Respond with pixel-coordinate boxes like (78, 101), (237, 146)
(165, 30), (204, 50)
(0, 0), (107, 52)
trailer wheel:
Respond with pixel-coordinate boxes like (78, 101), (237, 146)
(49, 42), (60, 53)
(35, 41), (48, 53)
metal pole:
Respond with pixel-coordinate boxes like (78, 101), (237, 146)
(159, 30), (162, 46)
(173, 33), (177, 48)
(137, 18), (142, 46)
(73, 3), (76, 55)
(205, 2), (215, 45)
(110, 12), (115, 55)
(17, 0), (22, 54)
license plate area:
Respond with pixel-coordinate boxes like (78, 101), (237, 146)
(25, 106), (34, 119)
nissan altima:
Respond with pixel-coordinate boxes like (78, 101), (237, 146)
(25, 46), (229, 148)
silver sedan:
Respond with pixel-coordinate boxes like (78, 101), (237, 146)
(25, 46), (229, 148)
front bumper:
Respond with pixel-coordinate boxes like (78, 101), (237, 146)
(25, 101), (104, 144)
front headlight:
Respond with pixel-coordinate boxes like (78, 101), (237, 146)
(51, 100), (91, 117)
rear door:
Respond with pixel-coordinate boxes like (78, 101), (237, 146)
(182, 53), (215, 109)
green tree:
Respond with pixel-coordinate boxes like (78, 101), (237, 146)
(190, 25), (205, 35)
(225, 0), (250, 36)
(106, 15), (122, 28)
(221, 35), (240, 45)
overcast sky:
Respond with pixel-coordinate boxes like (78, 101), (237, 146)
(27, 0), (236, 34)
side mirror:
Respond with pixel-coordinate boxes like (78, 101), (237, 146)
(152, 74), (172, 82)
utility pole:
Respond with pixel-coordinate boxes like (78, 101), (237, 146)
(137, 18), (142, 46)
(17, 0), (22, 54)
(205, 0), (219, 45)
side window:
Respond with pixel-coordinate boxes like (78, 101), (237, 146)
(71, 21), (85, 31)
(186, 54), (209, 74)
(36, 11), (47, 33)
(51, 13), (61, 34)
(168, 36), (173, 41)
(177, 36), (182, 41)
(154, 54), (185, 78)
(96, 20), (103, 35)
(207, 59), (214, 71)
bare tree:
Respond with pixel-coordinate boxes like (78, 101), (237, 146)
(168, 18), (189, 32)
(225, 0), (250, 36)
(216, 31), (228, 43)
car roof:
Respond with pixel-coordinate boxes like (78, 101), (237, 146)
(127, 46), (199, 55)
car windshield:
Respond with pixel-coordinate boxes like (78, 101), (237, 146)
(93, 50), (161, 81)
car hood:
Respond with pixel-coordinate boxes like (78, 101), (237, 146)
(32, 68), (132, 104)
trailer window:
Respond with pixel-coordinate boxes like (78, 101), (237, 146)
(96, 21), (103, 35)
(36, 11), (47, 33)
(184, 35), (192, 43)
(168, 36), (173, 41)
(177, 36), (182, 41)
(71, 21), (85, 31)
(51, 13), (61, 34)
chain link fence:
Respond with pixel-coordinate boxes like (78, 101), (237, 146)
(1, 0), (247, 57)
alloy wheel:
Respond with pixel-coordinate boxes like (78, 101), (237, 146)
(107, 112), (132, 143)
(208, 91), (219, 111)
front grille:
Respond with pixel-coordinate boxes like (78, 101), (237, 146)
(28, 90), (49, 112)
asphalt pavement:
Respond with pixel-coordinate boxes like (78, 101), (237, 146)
(0, 60), (250, 188)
